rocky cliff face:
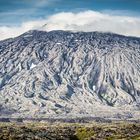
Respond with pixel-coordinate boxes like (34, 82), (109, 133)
(0, 30), (140, 119)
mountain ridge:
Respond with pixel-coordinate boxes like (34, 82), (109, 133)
(0, 30), (140, 119)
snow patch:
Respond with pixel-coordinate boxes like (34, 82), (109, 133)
(30, 63), (37, 69)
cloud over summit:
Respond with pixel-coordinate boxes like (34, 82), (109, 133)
(0, 10), (140, 40)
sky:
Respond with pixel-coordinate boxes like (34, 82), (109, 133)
(0, 0), (140, 40)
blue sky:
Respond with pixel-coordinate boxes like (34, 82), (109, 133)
(0, 0), (140, 40)
(0, 0), (140, 26)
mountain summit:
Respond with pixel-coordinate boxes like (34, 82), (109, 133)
(0, 30), (140, 119)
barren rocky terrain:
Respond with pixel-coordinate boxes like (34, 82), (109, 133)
(0, 30), (140, 119)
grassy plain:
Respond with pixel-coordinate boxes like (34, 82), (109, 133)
(0, 120), (140, 140)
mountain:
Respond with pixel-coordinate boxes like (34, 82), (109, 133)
(0, 30), (140, 119)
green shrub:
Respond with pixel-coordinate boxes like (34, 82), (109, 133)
(75, 127), (95, 140)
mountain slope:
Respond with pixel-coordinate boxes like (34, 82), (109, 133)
(0, 30), (140, 119)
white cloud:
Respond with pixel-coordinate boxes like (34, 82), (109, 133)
(0, 10), (140, 40)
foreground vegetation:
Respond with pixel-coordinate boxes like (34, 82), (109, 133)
(0, 121), (140, 140)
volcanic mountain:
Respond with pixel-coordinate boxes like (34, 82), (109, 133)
(0, 30), (140, 119)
